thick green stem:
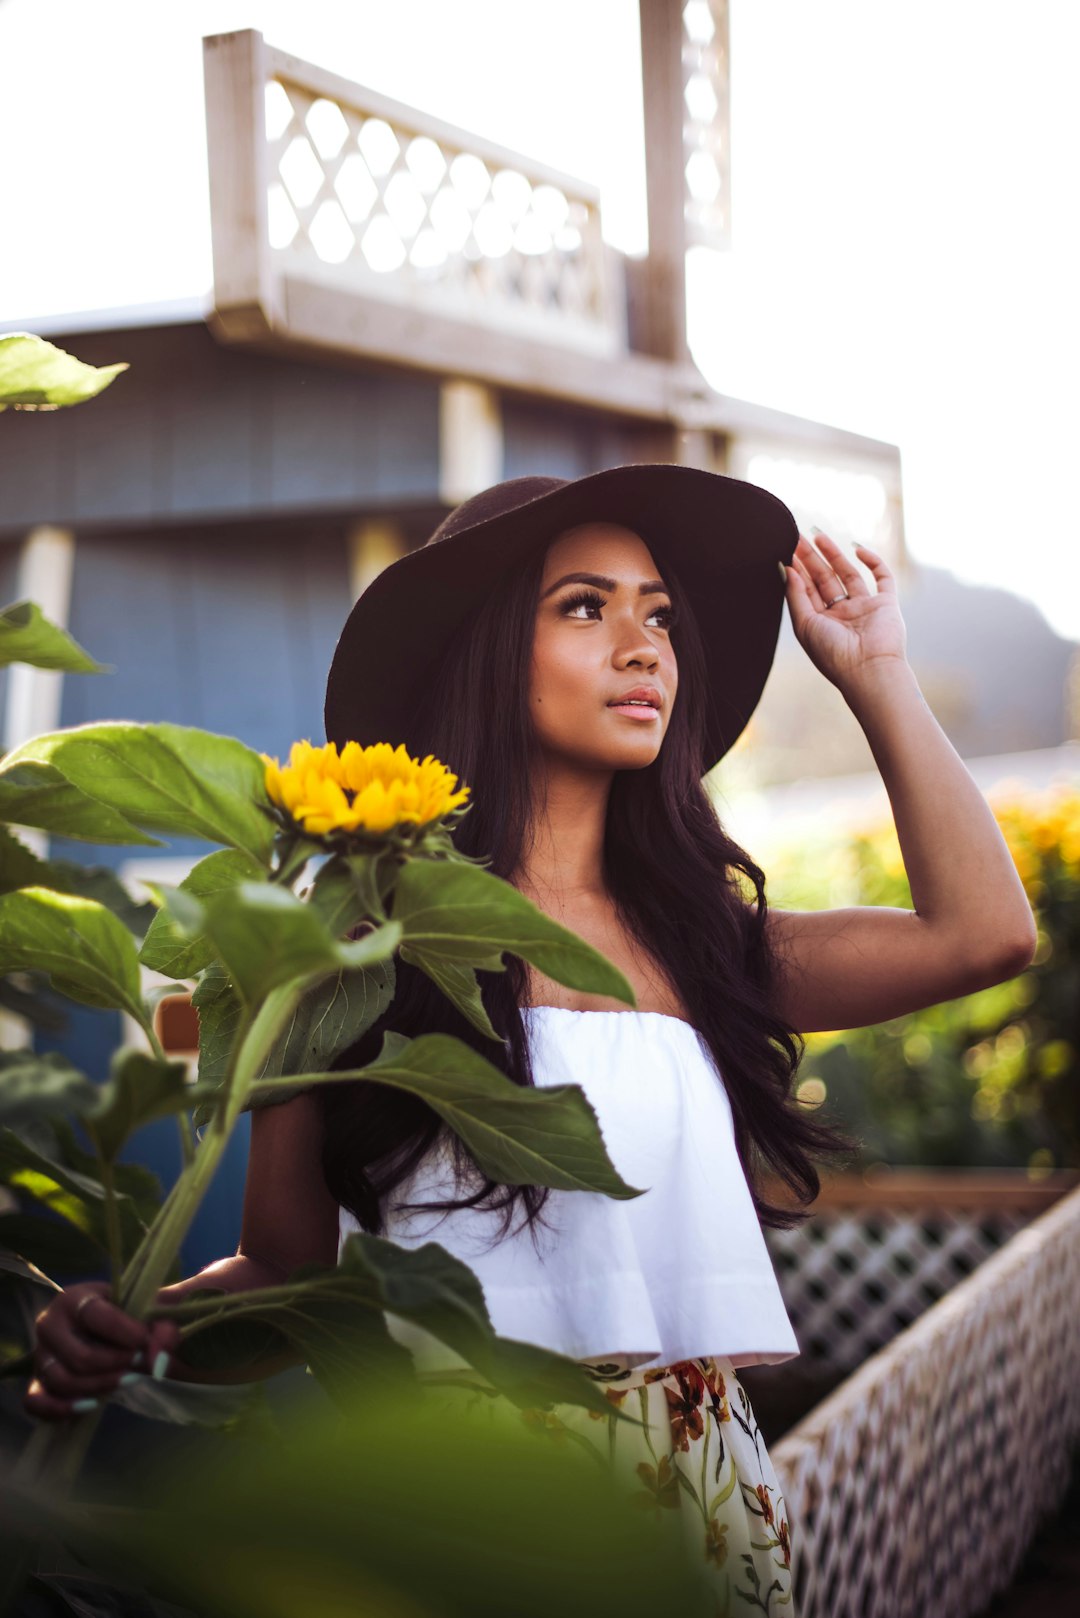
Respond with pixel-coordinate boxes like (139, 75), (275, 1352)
(120, 1121), (232, 1318)
(119, 986), (297, 1319)
(142, 1018), (168, 1065)
(97, 1157), (124, 1300)
(138, 1006), (195, 1169)
(175, 1106), (195, 1169)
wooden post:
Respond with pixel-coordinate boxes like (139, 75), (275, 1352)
(203, 29), (283, 339)
(347, 520), (409, 601)
(2, 525), (75, 761)
(636, 0), (692, 367)
(439, 381), (503, 506)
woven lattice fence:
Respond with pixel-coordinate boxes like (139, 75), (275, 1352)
(765, 1203), (1031, 1371)
(770, 1181), (1080, 1618)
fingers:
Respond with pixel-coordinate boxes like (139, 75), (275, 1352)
(145, 1315), (183, 1380)
(24, 1280), (156, 1423)
(794, 531), (894, 606)
(790, 540), (830, 612)
(852, 541), (896, 594)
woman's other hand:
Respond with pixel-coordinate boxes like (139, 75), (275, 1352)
(23, 1279), (181, 1422)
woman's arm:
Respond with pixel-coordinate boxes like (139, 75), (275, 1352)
(162, 1089), (342, 1382)
(762, 534), (1037, 1034)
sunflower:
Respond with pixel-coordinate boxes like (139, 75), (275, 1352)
(261, 739), (470, 840)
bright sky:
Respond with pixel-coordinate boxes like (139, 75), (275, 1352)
(2, 0), (1077, 639)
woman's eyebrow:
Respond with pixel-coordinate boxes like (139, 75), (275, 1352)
(541, 571), (668, 599)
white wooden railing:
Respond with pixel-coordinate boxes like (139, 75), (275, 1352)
(763, 1171), (1078, 1371)
(770, 1179), (1080, 1617)
(203, 29), (624, 363)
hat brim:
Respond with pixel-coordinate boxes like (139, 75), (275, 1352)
(323, 463), (797, 772)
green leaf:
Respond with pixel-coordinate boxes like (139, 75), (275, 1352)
(196, 960), (396, 1129)
(164, 1235), (625, 1422)
(398, 945), (498, 1040)
(2, 722), (277, 864)
(260, 961), (394, 1080)
(138, 849), (265, 978)
(0, 332), (127, 410)
(307, 850), (400, 934)
(0, 887), (144, 1018)
(164, 1273), (409, 1402)
(0, 972), (68, 1032)
(195, 882), (401, 1006)
(249, 1030), (645, 1200)
(0, 826), (154, 933)
(391, 859), (636, 1004)
(334, 1236), (628, 1415)
(0, 758), (162, 845)
(0, 1049), (99, 1128)
(0, 826), (50, 891)
(85, 1051), (194, 1164)
(104, 1366), (275, 1430)
(306, 855), (375, 935)
(0, 1212), (105, 1280)
(0, 598), (109, 672)
(0, 1121), (150, 1262)
(190, 964), (242, 1091)
(50, 1115), (164, 1228)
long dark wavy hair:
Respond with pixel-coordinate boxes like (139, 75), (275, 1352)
(320, 532), (856, 1252)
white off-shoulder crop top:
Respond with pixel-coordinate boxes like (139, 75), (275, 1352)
(336, 1005), (801, 1373)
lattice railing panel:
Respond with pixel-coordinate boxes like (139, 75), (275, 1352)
(682, 0), (731, 249)
(771, 1183), (1080, 1618)
(261, 61), (618, 353)
(765, 1205), (1030, 1369)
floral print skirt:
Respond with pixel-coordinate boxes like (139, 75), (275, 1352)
(415, 1352), (794, 1616)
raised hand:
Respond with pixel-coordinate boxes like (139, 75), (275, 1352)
(780, 531), (908, 693)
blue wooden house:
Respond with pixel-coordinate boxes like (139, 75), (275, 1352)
(0, 10), (903, 1271)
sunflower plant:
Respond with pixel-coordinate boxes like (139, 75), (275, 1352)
(0, 341), (692, 1617)
(0, 609), (652, 1596)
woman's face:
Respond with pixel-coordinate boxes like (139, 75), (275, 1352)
(528, 522), (678, 771)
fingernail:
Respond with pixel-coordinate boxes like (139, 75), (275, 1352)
(152, 1350), (170, 1381)
(119, 1372), (141, 1386)
(71, 1398), (100, 1413)
(777, 560), (788, 584)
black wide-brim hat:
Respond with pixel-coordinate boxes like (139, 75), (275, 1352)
(324, 463), (798, 773)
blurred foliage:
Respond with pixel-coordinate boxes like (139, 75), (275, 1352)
(5, 1365), (719, 1618)
(760, 781), (1079, 1171)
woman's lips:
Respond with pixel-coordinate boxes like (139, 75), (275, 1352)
(607, 704), (660, 721)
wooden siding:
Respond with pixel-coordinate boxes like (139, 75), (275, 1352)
(0, 322), (442, 535)
(500, 396), (660, 482)
(58, 520), (352, 752)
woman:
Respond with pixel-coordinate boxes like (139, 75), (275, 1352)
(25, 467), (1037, 1611)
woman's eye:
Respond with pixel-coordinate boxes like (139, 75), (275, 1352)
(560, 589), (606, 619)
(560, 590), (675, 628)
